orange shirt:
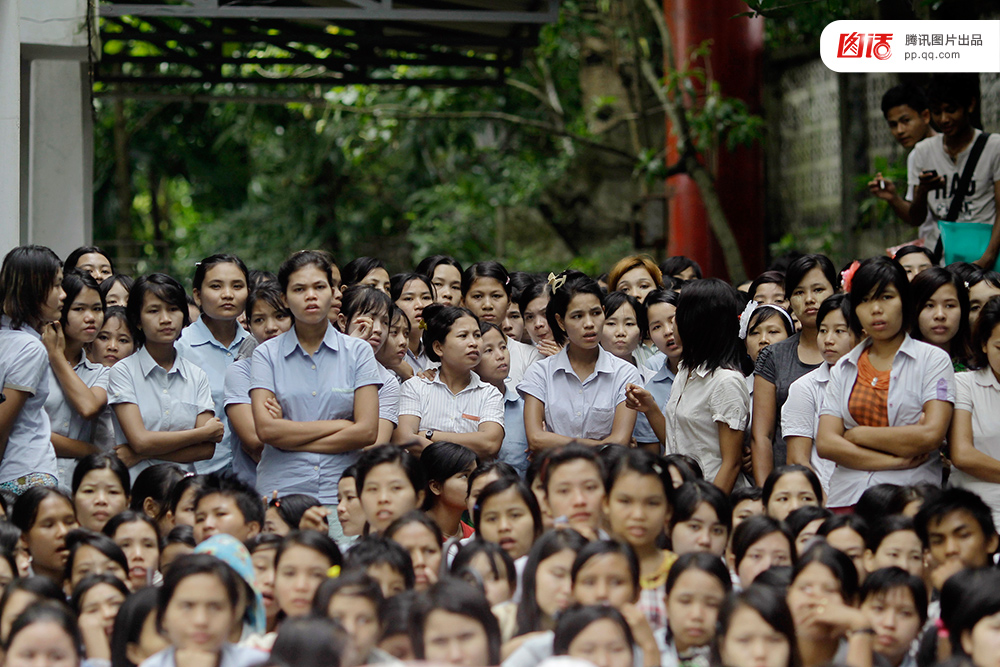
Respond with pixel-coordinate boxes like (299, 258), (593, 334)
(848, 349), (891, 428)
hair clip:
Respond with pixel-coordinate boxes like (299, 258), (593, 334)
(841, 260), (860, 293)
(651, 462), (663, 476)
(738, 300), (758, 340)
(418, 319), (428, 331)
(547, 272), (567, 293)
(327, 565), (341, 579)
(273, 499), (281, 508)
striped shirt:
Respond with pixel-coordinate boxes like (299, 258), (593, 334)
(398, 371), (504, 434)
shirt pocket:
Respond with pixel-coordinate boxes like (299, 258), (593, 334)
(584, 407), (615, 440)
(163, 401), (200, 432)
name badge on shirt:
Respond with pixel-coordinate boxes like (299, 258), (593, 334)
(462, 413), (481, 422)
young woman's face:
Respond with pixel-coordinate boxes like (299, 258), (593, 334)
(360, 462), (421, 534)
(666, 568), (726, 651)
(719, 605), (791, 667)
(795, 518), (826, 556)
(390, 522), (442, 591)
(601, 302), (642, 361)
(69, 544), (128, 590)
(826, 526), (867, 582)
(573, 553), (636, 609)
(745, 315), (789, 364)
(963, 610), (1000, 667)
(918, 283), (961, 347)
(346, 308), (390, 354)
(328, 593), (380, 661)
(766, 472), (819, 521)
(503, 303), (524, 342)
(104, 280), (129, 308)
(395, 279), (434, 332)
(74, 468), (128, 532)
(856, 283), (905, 342)
(467, 470), (502, 518)
(171, 486), (199, 529)
(566, 618), (633, 667)
(421, 609), (491, 667)
(75, 253), (114, 284)
(337, 476), (365, 537)
(194, 263), (247, 322)
(40, 269), (66, 324)
(648, 302), (681, 360)
(284, 265), (334, 325)
(328, 265), (344, 321)
(112, 520), (160, 590)
(475, 328), (510, 385)
(818, 309), (855, 366)
(162, 573), (235, 652)
(478, 487), (537, 561)
(359, 268), (391, 295)
(433, 315), (482, 370)
(90, 316), (134, 367)
(545, 459), (605, 534)
(248, 300), (291, 344)
(899, 253), (933, 281)
(377, 316), (410, 368)
(788, 267), (833, 329)
(251, 546), (277, 620)
(787, 562), (845, 636)
(523, 294), (553, 344)
(434, 463), (475, 512)
(26, 495), (79, 578)
(605, 471), (669, 550)
(732, 498), (764, 534)
(861, 586), (922, 665)
(463, 277), (509, 325)
(617, 267), (657, 304)
(78, 582), (127, 640)
(986, 323), (1000, 380)
(264, 506), (292, 536)
(4, 621), (78, 667)
(0, 558), (14, 597)
(670, 501), (728, 557)
(467, 552), (512, 606)
(431, 265), (463, 306)
(969, 281), (1000, 330)
(753, 282), (789, 310)
(534, 548), (576, 619)
(139, 291), (185, 346)
(274, 545), (331, 618)
(556, 293), (604, 350)
(127, 609), (170, 666)
(865, 529), (925, 578)
(736, 532), (793, 587)
(64, 286), (104, 344)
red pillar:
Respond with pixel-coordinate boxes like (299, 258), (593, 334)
(664, 0), (765, 281)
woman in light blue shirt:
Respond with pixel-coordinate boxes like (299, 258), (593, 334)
(250, 250), (381, 505)
(0, 245), (66, 493)
(177, 254), (250, 476)
(109, 274), (221, 476)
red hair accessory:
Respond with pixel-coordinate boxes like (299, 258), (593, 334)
(841, 260), (860, 293)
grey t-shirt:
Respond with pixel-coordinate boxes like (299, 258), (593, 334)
(754, 332), (821, 468)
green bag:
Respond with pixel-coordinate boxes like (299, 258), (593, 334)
(938, 221), (1000, 271)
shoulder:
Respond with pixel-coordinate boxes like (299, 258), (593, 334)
(912, 134), (941, 156)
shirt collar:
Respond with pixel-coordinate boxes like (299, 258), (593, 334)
(974, 366), (1000, 390)
(185, 317), (249, 350)
(137, 345), (188, 379)
(75, 353), (103, 374)
(843, 333), (918, 366)
(279, 322), (341, 358)
(431, 370), (486, 393)
(552, 346), (616, 377)
(0, 315), (41, 339)
(651, 358), (677, 383)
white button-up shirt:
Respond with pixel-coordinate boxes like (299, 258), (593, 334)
(950, 367), (1000, 525)
(109, 345), (215, 478)
(518, 346), (640, 440)
(45, 354), (111, 486)
(820, 334), (954, 507)
(0, 318), (57, 482)
(664, 364), (749, 484)
(781, 363), (836, 494)
(399, 371), (504, 434)
(377, 364), (400, 425)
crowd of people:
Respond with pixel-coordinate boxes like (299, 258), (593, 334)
(0, 72), (1000, 667)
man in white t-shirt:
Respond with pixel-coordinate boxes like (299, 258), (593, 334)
(867, 83), (937, 244)
(908, 74), (1000, 268)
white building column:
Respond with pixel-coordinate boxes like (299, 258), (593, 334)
(0, 0), (20, 258)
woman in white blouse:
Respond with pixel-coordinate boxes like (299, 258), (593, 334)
(950, 295), (1000, 524)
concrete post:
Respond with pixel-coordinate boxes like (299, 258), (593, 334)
(0, 0), (20, 258)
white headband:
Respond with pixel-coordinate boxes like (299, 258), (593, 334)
(739, 301), (795, 340)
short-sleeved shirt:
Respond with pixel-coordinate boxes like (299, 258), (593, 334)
(377, 364), (400, 425)
(223, 357), (257, 486)
(45, 354), (111, 486)
(177, 318), (250, 474)
(907, 129), (1000, 226)
(507, 339), (543, 388)
(108, 345), (215, 478)
(498, 382), (529, 476)
(781, 364), (836, 494)
(398, 371), (504, 436)
(633, 356), (676, 445)
(517, 346), (641, 440)
(820, 335), (954, 507)
(755, 333), (822, 468)
(950, 368), (1000, 525)
(251, 323), (382, 504)
(664, 364), (750, 484)
(0, 319), (57, 483)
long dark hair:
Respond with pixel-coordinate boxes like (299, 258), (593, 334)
(110, 587), (158, 667)
(911, 266), (970, 358)
(516, 529), (589, 636)
(676, 278), (742, 372)
(848, 256), (914, 336)
(545, 271), (605, 346)
(0, 245), (62, 329)
(410, 578), (501, 665)
(126, 274), (191, 346)
(713, 584), (799, 667)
